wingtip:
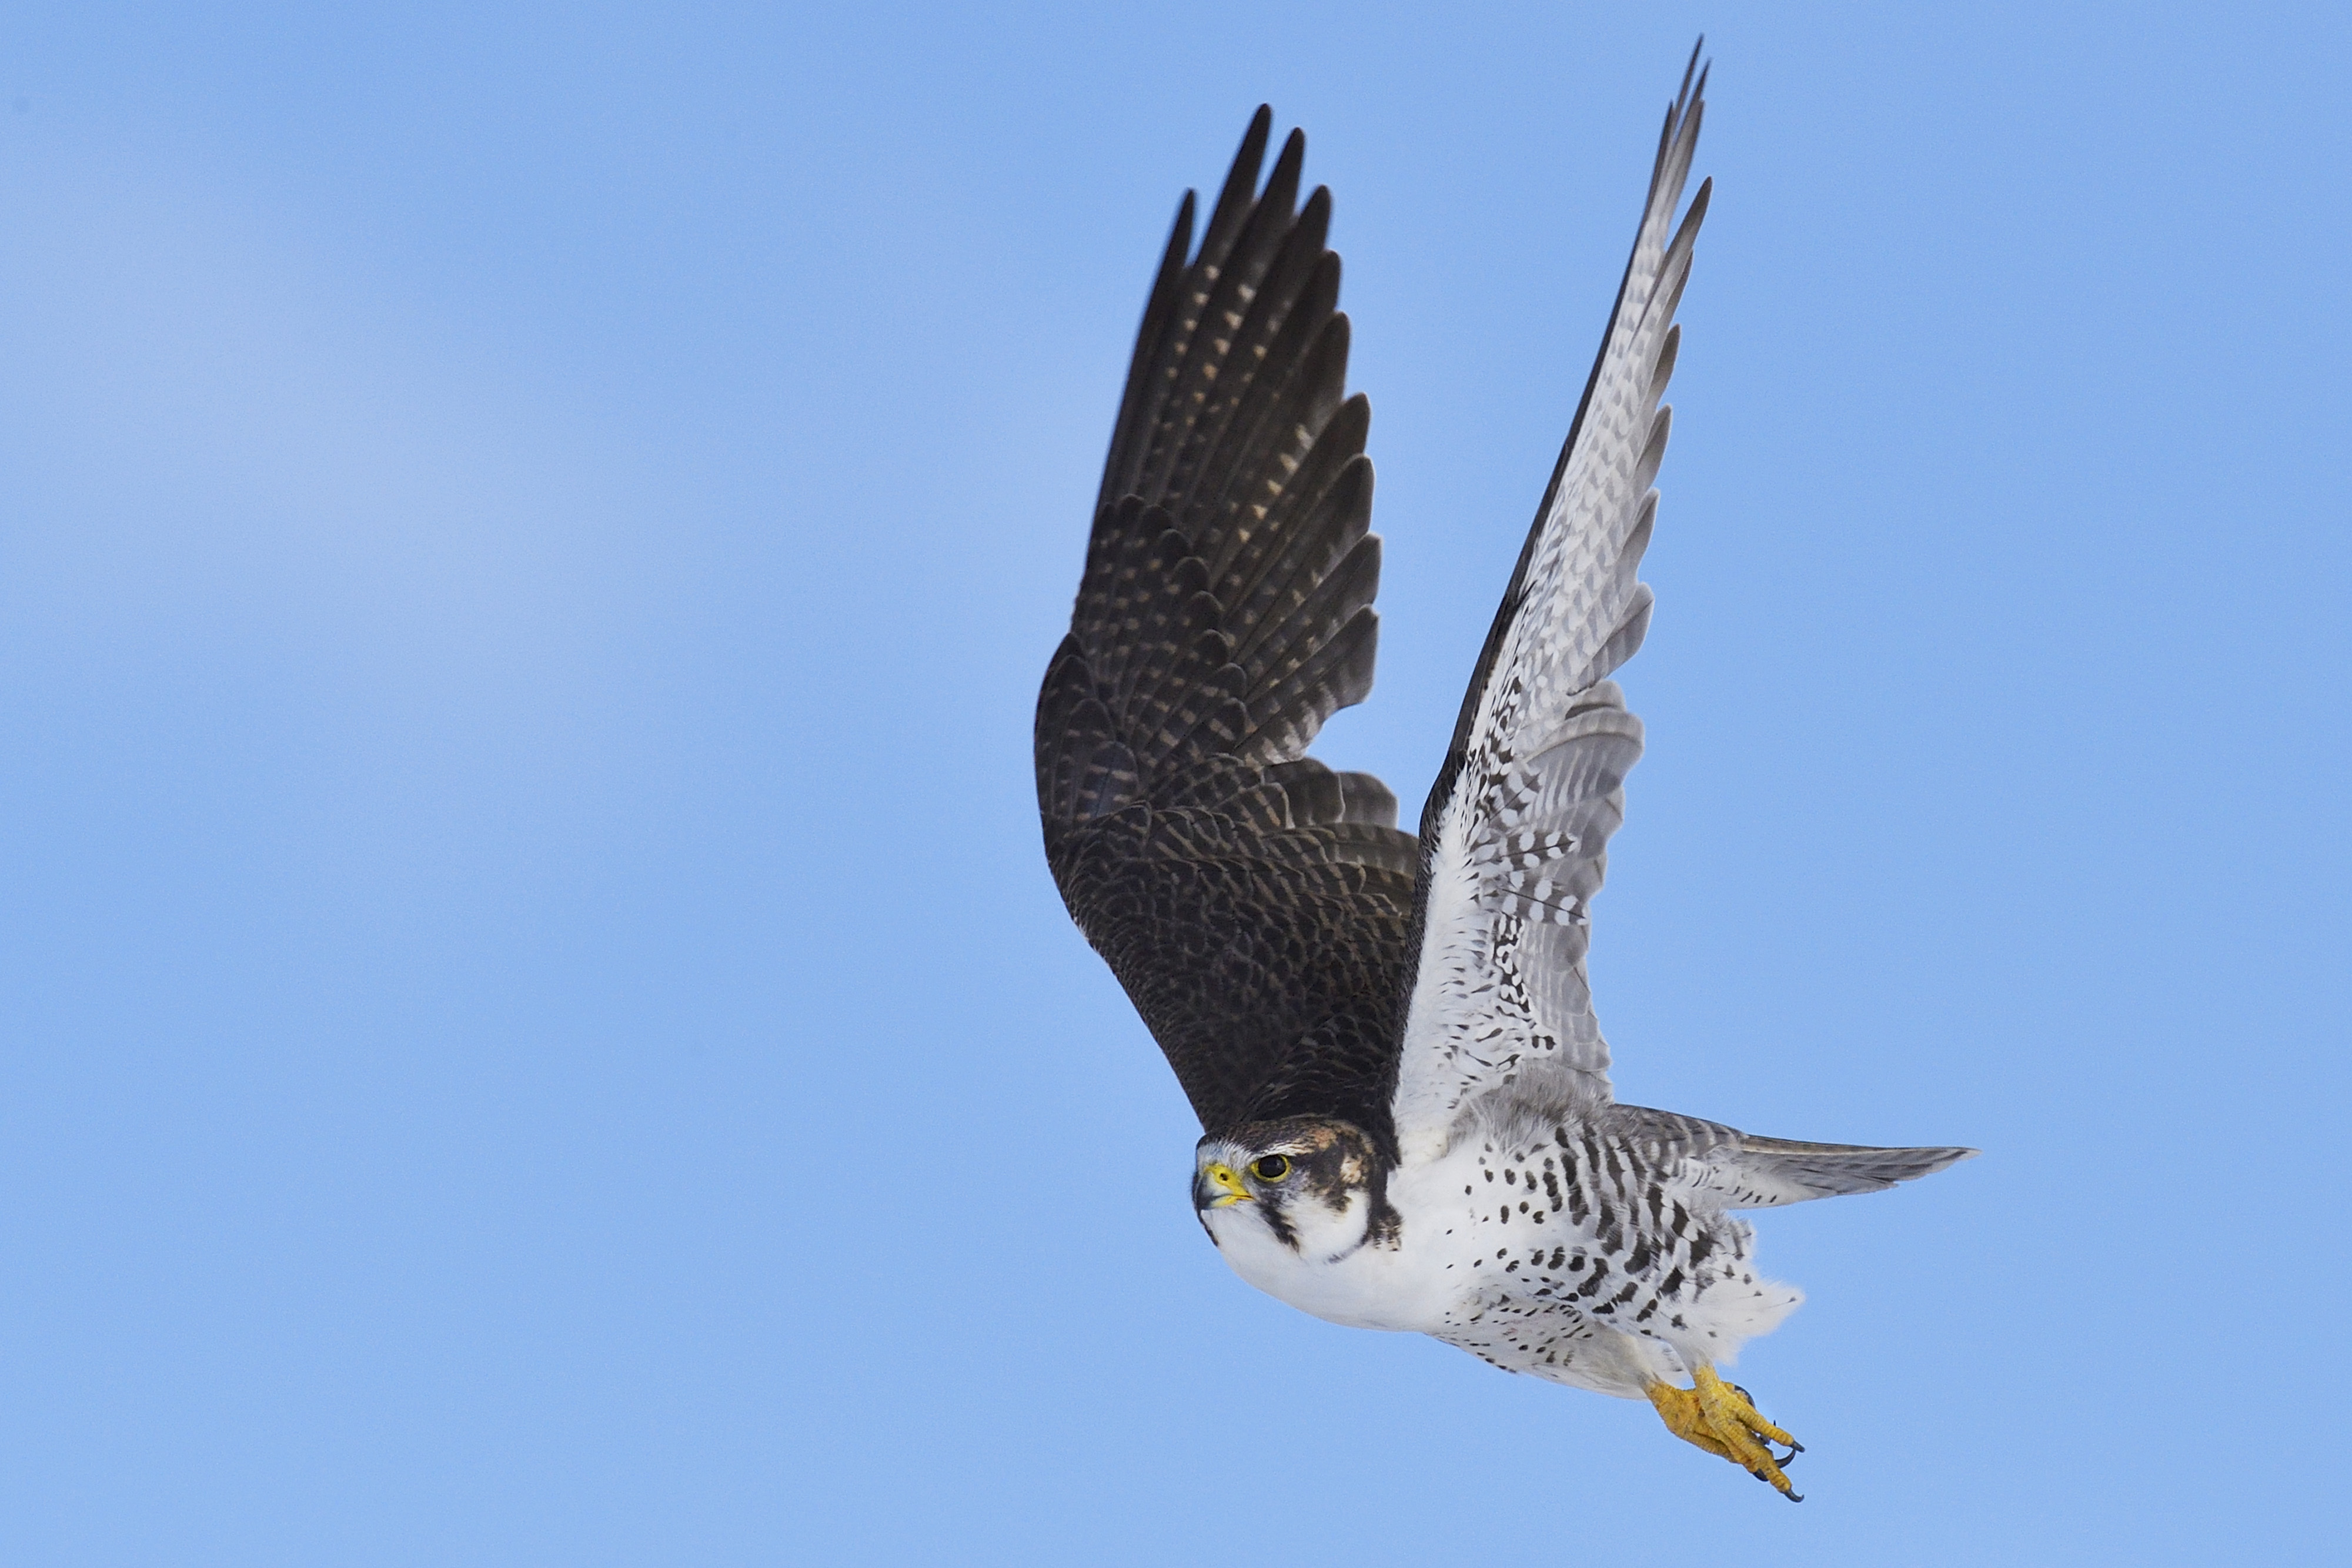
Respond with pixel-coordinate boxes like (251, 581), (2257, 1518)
(1269, 123), (1308, 193)
(1197, 106), (1279, 267)
(1657, 44), (1709, 171)
(1226, 106), (1274, 187)
(1677, 36), (1708, 111)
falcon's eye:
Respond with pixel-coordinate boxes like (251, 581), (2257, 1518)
(1250, 1155), (1292, 1182)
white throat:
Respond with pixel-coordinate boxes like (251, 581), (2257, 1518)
(1200, 1179), (1453, 1332)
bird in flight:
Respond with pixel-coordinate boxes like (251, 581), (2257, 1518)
(1033, 46), (1973, 1501)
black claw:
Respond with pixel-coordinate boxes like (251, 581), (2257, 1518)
(1730, 1383), (1755, 1404)
(1790, 1440), (1806, 1453)
(1785, 1490), (1805, 1504)
(1776, 1443), (1800, 1467)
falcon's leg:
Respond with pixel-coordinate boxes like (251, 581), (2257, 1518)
(1644, 1365), (1804, 1502)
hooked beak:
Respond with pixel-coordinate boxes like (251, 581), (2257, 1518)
(1197, 1161), (1254, 1210)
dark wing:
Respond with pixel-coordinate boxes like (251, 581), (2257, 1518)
(1036, 109), (1415, 1148)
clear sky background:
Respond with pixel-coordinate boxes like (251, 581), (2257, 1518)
(2, 3), (2346, 1563)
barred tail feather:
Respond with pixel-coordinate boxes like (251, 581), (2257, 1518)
(1719, 1136), (1979, 1208)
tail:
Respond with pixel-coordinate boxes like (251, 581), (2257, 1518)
(1717, 1135), (1977, 1209)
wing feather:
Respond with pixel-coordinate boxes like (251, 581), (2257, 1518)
(1393, 49), (1710, 1161)
(1040, 113), (1415, 1145)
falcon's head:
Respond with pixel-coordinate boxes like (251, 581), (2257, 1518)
(1193, 1117), (1401, 1258)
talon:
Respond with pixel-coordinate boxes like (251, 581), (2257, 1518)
(1646, 1366), (1806, 1502)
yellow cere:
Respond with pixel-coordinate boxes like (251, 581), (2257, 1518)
(1202, 1162), (1254, 1207)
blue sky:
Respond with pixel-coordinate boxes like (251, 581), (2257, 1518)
(2, 2), (2346, 1563)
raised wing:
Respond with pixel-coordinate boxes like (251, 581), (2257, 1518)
(1037, 110), (1417, 1148)
(1393, 52), (1710, 1162)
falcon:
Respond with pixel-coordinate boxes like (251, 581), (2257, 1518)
(1033, 48), (1973, 1501)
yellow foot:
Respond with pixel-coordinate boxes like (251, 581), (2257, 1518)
(1645, 1365), (1805, 1502)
